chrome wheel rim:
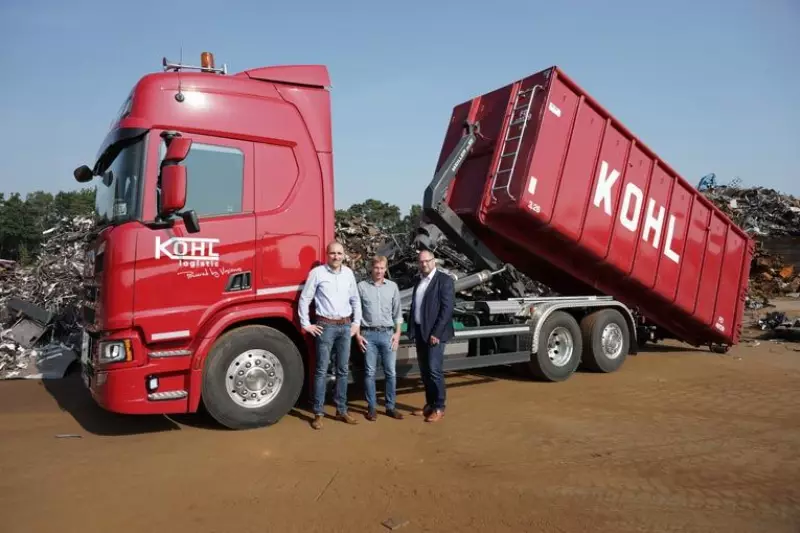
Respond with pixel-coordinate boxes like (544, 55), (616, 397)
(226, 350), (284, 408)
(547, 327), (574, 367)
(602, 323), (624, 359)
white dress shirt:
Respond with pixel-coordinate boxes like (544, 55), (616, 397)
(298, 264), (361, 328)
(413, 268), (437, 325)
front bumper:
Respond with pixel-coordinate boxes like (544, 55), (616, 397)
(81, 330), (193, 415)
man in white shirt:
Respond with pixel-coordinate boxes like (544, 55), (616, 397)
(407, 249), (455, 423)
(298, 240), (361, 430)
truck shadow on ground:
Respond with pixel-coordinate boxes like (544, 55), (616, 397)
(460, 343), (709, 383)
(44, 343), (714, 436)
(41, 370), (498, 436)
(288, 371), (498, 424)
(635, 343), (708, 354)
(41, 340), (717, 436)
(44, 345), (712, 435)
(41, 372), (226, 437)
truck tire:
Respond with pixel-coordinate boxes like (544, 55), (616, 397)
(528, 311), (582, 382)
(201, 325), (304, 430)
(579, 309), (629, 373)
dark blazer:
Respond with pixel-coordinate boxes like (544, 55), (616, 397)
(408, 270), (455, 343)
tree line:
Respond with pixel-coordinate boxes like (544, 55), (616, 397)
(0, 190), (418, 264)
(0, 189), (96, 263)
(335, 199), (422, 236)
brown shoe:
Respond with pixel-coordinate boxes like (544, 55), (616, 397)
(425, 409), (444, 423)
(412, 405), (432, 417)
(336, 412), (359, 425)
(311, 415), (324, 430)
(386, 409), (404, 420)
(365, 410), (377, 422)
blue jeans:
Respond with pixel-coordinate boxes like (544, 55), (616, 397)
(313, 323), (352, 416)
(363, 329), (397, 413)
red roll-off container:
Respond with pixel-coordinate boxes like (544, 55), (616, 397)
(438, 66), (754, 347)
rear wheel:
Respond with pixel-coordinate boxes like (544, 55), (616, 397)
(579, 309), (630, 373)
(527, 311), (582, 381)
(202, 325), (304, 430)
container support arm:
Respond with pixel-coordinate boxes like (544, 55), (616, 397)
(417, 122), (501, 271)
(415, 121), (527, 297)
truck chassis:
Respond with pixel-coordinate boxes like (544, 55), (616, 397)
(346, 294), (639, 386)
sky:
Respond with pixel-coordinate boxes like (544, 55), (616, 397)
(0, 0), (798, 215)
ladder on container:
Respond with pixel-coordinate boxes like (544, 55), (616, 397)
(490, 84), (542, 201)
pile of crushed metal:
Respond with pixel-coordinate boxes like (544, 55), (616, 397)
(756, 311), (800, 342)
(699, 176), (800, 238)
(746, 245), (800, 307)
(335, 216), (552, 300)
(699, 178), (800, 310)
(0, 216), (93, 379)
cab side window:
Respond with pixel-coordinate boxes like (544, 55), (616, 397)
(159, 141), (245, 217)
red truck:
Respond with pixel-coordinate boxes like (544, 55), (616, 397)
(74, 52), (753, 429)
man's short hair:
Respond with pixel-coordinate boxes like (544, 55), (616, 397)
(326, 240), (344, 253)
(371, 255), (388, 266)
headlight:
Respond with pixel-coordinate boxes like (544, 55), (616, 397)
(98, 340), (132, 363)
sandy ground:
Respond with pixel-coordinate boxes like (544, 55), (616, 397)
(0, 320), (798, 533)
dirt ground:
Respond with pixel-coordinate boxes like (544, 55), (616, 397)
(1, 318), (799, 533)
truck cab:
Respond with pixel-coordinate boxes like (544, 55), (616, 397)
(76, 53), (334, 428)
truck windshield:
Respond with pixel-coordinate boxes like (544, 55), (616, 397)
(94, 137), (145, 225)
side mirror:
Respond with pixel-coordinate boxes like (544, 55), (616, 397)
(156, 132), (200, 233)
(159, 165), (187, 216)
(163, 137), (192, 163)
(181, 211), (200, 234)
(73, 165), (94, 183)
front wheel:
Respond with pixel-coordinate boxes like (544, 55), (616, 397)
(201, 325), (304, 430)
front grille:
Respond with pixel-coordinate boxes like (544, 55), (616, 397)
(82, 305), (96, 324)
(95, 251), (104, 274)
(84, 284), (98, 303)
(82, 247), (103, 327)
(82, 279), (98, 326)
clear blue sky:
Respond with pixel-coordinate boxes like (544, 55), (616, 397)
(1, 0), (797, 215)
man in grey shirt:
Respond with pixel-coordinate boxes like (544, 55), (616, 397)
(355, 255), (404, 421)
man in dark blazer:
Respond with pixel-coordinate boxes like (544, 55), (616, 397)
(407, 249), (455, 423)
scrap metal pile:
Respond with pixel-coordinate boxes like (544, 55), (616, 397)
(699, 176), (800, 309)
(0, 216), (92, 379)
(699, 177), (800, 238)
(746, 245), (800, 307)
(335, 215), (552, 300)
